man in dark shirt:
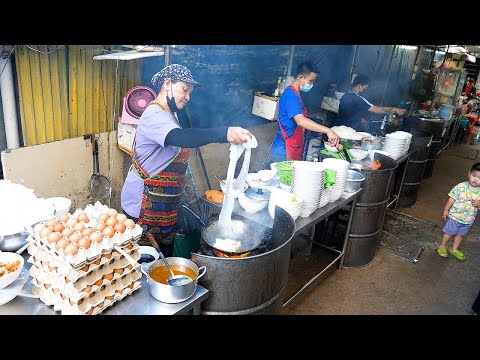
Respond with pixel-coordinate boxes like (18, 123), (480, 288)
(335, 74), (406, 131)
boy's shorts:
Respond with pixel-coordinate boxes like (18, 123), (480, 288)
(443, 217), (472, 236)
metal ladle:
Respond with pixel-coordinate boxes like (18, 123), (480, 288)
(145, 233), (193, 286)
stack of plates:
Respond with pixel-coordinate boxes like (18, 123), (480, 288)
(393, 131), (413, 153)
(322, 158), (349, 202)
(291, 161), (326, 218)
(268, 188), (303, 220)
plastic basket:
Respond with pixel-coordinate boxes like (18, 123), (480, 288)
(275, 161), (294, 186)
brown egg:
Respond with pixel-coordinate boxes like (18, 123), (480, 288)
(123, 219), (135, 229)
(114, 223), (126, 233)
(81, 264), (89, 272)
(73, 222), (86, 233)
(116, 213), (127, 223)
(126, 243), (133, 250)
(105, 217), (117, 227)
(105, 295), (114, 301)
(89, 231), (103, 243)
(40, 227), (53, 239)
(96, 301), (104, 308)
(115, 289), (122, 294)
(53, 223), (65, 233)
(107, 208), (118, 218)
(64, 243), (78, 256)
(77, 213), (89, 223)
(47, 232), (62, 244)
(102, 253), (112, 259)
(85, 308), (94, 315)
(89, 292), (96, 298)
(61, 228), (74, 238)
(77, 237), (91, 249)
(33, 223), (45, 234)
(82, 285), (91, 293)
(126, 264), (133, 270)
(111, 279), (117, 285)
(93, 259), (101, 265)
(103, 272), (114, 281)
(97, 213), (109, 222)
(100, 285), (106, 291)
(58, 214), (70, 223)
(128, 282), (134, 289)
(46, 219), (58, 228)
(65, 276), (71, 283)
(94, 278), (103, 286)
(94, 222), (106, 232)
(65, 217), (78, 228)
(102, 226), (115, 238)
(56, 238), (70, 251)
(69, 232), (81, 243)
(113, 268), (124, 275)
(82, 227), (94, 237)
(44, 283), (51, 289)
(60, 293), (66, 299)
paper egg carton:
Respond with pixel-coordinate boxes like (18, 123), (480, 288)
(28, 249), (141, 298)
(30, 223), (142, 269)
(27, 242), (139, 282)
(32, 270), (142, 315)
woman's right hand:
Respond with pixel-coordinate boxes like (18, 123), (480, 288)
(227, 127), (252, 145)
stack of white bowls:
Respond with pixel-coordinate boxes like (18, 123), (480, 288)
(394, 131), (413, 154)
(268, 188), (303, 220)
(382, 132), (411, 160)
(291, 161), (326, 217)
(319, 186), (333, 208)
(322, 158), (349, 202)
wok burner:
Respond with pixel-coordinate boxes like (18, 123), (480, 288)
(198, 240), (268, 258)
(213, 248), (251, 258)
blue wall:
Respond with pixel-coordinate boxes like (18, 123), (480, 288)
(140, 45), (419, 129)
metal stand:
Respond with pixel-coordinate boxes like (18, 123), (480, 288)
(282, 190), (361, 307)
(387, 151), (412, 210)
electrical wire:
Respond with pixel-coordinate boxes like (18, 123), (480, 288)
(25, 45), (65, 54)
(0, 45), (16, 78)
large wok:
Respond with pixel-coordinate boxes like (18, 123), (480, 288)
(181, 203), (264, 255)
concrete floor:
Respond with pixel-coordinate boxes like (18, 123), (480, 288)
(281, 127), (480, 315)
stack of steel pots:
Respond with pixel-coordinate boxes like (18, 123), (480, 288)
(343, 154), (398, 267)
(397, 129), (433, 208)
(401, 115), (445, 178)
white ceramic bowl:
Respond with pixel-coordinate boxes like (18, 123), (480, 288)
(348, 148), (369, 161)
(46, 197), (72, 216)
(257, 169), (277, 182)
(324, 142), (343, 153)
(237, 192), (268, 213)
(0, 252), (24, 289)
(246, 173), (272, 189)
(220, 179), (248, 198)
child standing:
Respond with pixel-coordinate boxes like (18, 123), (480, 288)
(437, 162), (480, 260)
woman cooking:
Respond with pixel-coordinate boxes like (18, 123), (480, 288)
(335, 73), (406, 132)
(270, 61), (340, 163)
(120, 64), (253, 256)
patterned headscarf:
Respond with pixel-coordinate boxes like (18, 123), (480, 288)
(151, 64), (203, 89)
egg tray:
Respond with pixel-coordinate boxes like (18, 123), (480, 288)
(29, 223), (142, 269)
(32, 271), (142, 315)
(28, 249), (141, 300)
(27, 242), (139, 282)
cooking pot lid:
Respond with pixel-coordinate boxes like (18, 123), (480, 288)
(244, 187), (271, 201)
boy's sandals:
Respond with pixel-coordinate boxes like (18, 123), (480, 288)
(449, 250), (467, 261)
(437, 247), (448, 258)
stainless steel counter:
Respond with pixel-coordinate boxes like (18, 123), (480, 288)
(0, 253), (209, 315)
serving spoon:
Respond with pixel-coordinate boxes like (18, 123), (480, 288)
(145, 233), (193, 286)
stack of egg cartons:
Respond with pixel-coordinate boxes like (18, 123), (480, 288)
(27, 202), (143, 315)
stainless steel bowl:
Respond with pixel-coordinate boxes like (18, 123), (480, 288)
(0, 231), (28, 252)
(345, 169), (365, 193)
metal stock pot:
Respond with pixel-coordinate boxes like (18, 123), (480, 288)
(360, 136), (383, 151)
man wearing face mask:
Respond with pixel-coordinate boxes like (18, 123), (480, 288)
(270, 61), (340, 162)
(120, 64), (253, 256)
(335, 73), (406, 132)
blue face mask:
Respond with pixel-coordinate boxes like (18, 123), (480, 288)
(301, 83), (313, 93)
